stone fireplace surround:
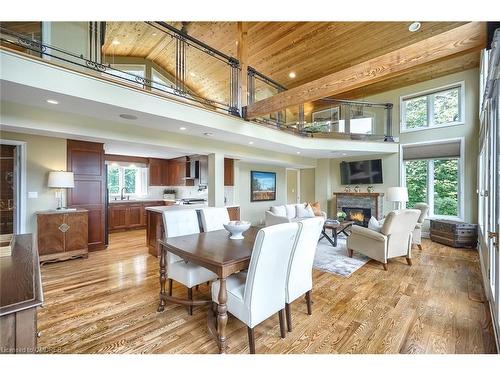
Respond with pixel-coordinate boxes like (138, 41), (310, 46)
(334, 192), (384, 226)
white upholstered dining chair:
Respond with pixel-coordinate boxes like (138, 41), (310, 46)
(284, 216), (324, 332)
(162, 209), (217, 315)
(211, 222), (300, 354)
(199, 207), (230, 232)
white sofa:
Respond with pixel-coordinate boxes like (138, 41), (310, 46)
(412, 202), (429, 250)
(265, 203), (327, 226)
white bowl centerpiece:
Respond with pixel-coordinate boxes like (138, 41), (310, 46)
(223, 220), (251, 240)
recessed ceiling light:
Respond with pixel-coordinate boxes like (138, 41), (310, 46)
(112, 40), (120, 45)
(152, 33), (157, 36)
(289, 72), (296, 79)
(341, 153), (347, 156)
(408, 22), (421, 33)
(119, 114), (138, 120)
(189, 71), (197, 77)
(248, 141), (254, 145)
(296, 151), (301, 154)
(179, 127), (187, 130)
(204, 132), (214, 137)
(46, 99), (58, 105)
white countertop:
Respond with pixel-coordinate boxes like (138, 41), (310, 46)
(145, 204), (239, 213)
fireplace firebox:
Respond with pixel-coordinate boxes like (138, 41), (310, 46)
(342, 207), (372, 227)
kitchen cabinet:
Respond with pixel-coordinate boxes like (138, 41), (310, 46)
(224, 158), (234, 186)
(149, 158), (169, 186)
(108, 201), (166, 232)
(167, 157), (194, 186)
(36, 209), (89, 263)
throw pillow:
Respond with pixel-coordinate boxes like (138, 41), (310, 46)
(285, 204), (297, 219)
(310, 201), (322, 216)
(297, 204), (315, 218)
(270, 205), (286, 217)
(368, 216), (382, 232)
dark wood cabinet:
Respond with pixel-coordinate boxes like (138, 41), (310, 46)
(67, 140), (106, 251)
(149, 158), (169, 186)
(224, 158), (234, 186)
(108, 201), (165, 232)
(36, 209), (89, 263)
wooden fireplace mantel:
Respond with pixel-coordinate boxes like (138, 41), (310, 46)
(334, 192), (385, 197)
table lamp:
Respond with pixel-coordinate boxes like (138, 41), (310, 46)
(386, 187), (408, 210)
(48, 171), (74, 210)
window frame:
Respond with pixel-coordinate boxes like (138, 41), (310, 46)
(108, 165), (148, 198)
(400, 137), (465, 221)
(400, 81), (465, 133)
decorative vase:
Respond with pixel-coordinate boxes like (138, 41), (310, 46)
(367, 185), (374, 193)
(344, 185), (351, 193)
(223, 221), (251, 240)
(354, 185), (360, 193)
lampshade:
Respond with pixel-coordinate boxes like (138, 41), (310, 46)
(386, 187), (408, 202)
(48, 171), (74, 188)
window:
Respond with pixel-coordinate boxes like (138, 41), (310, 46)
(110, 64), (146, 87)
(401, 82), (464, 131)
(151, 68), (175, 92)
(107, 165), (148, 197)
(402, 139), (463, 219)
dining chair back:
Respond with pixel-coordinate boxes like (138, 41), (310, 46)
(242, 222), (300, 328)
(200, 207), (230, 232)
(162, 209), (200, 264)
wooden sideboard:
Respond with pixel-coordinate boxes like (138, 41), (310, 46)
(36, 209), (88, 264)
(0, 234), (43, 354)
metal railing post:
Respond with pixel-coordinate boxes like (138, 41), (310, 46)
(384, 103), (394, 142)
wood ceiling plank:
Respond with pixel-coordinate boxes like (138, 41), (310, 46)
(245, 22), (486, 119)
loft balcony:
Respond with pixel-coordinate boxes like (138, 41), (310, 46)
(0, 21), (394, 143)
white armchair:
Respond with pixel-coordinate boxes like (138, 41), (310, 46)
(285, 217), (324, 332)
(346, 209), (420, 271)
(200, 207), (230, 232)
(162, 209), (217, 315)
(265, 203), (327, 226)
(412, 203), (429, 250)
(211, 222), (300, 354)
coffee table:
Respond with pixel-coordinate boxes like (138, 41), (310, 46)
(320, 220), (355, 247)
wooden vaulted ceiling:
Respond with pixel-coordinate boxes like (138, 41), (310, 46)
(102, 21), (482, 106)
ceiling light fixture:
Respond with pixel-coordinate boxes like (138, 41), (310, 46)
(46, 99), (59, 105)
(204, 132), (214, 137)
(112, 40), (120, 45)
(289, 72), (296, 79)
(296, 151), (301, 154)
(152, 33), (157, 36)
(179, 127), (187, 130)
(248, 141), (254, 145)
(189, 71), (196, 77)
(408, 22), (421, 32)
(119, 114), (138, 120)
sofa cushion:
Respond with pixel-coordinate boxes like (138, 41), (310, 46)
(368, 216), (382, 232)
(296, 204), (315, 218)
(285, 204), (297, 219)
(310, 202), (322, 216)
(270, 205), (286, 217)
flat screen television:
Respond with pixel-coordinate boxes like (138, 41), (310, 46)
(340, 159), (383, 185)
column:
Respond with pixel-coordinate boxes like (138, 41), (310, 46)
(208, 153), (225, 207)
(315, 159), (332, 217)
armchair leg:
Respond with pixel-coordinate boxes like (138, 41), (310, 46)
(406, 257), (412, 266)
(382, 263), (388, 271)
(187, 287), (193, 315)
(305, 291), (312, 315)
(417, 244), (423, 250)
(247, 327), (256, 354)
(278, 309), (286, 338)
(285, 303), (292, 332)
(347, 248), (353, 258)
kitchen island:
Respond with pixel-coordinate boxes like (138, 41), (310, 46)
(145, 204), (240, 257)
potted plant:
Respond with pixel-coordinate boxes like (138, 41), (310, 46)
(163, 189), (176, 200)
(337, 211), (347, 222)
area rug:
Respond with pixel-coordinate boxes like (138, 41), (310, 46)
(313, 236), (370, 277)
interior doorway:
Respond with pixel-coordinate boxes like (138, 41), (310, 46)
(286, 169), (300, 204)
(0, 144), (16, 245)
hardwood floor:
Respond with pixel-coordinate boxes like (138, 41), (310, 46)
(37, 230), (497, 354)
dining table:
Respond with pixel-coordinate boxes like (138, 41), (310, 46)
(157, 226), (259, 354)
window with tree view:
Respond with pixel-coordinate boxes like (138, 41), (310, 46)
(402, 83), (463, 131)
(404, 158), (460, 217)
(107, 165), (147, 197)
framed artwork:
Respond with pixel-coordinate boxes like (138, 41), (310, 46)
(250, 171), (276, 202)
(312, 107), (340, 123)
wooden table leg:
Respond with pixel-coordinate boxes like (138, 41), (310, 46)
(217, 277), (228, 353)
(157, 243), (167, 312)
